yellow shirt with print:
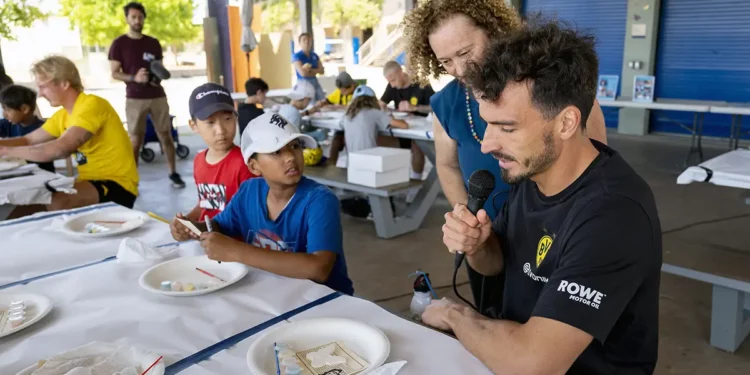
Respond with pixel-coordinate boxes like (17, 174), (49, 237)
(42, 93), (139, 196)
(326, 89), (353, 106)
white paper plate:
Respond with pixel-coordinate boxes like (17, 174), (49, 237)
(247, 318), (390, 375)
(15, 347), (164, 375)
(139, 255), (249, 297)
(61, 209), (148, 238)
(0, 157), (26, 172)
(392, 112), (408, 119)
(0, 292), (53, 339)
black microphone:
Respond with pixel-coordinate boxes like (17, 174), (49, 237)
(454, 169), (496, 269)
(452, 169), (495, 311)
(149, 60), (171, 81)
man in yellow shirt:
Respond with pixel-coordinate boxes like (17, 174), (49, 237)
(0, 56), (139, 211)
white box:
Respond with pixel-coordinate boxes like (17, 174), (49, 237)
(348, 147), (411, 172)
(347, 167), (410, 188)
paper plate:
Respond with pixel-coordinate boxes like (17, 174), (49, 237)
(246, 318), (390, 375)
(61, 209), (148, 238)
(392, 112), (408, 119)
(15, 347), (164, 375)
(0, 157), (26, 172)
(0, 292), (53, 339)
(139, 255), (249, 297)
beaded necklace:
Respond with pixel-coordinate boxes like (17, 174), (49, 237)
(465, 87), (482, 144)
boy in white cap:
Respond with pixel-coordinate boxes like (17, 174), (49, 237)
(172, 112), (354, 295)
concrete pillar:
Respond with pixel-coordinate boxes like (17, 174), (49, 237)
(618, 0), (661, 135)
(207, 0), (233, 89)
(299, 0), (314, 49)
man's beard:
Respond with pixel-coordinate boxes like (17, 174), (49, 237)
(500, 131), (557, 184)
(130, 24), (143, 33)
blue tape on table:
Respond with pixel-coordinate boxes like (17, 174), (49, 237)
(0, 255), (117, 290)
(0, 241), (180, 290)
(164, 291), (342, 375)
(0, 202), (118, 228)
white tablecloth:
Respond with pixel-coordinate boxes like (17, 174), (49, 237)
(307, 111), (434, 141)
(0, 164), (75, 206)
(677, 149), (750, 189)
(0, 204), (491, 375)
(0, 203), (174, 285)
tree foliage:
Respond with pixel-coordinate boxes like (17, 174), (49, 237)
(60, 0), (199, 48)
(0, 0), (47, 40)
(261, 0), (381, 34)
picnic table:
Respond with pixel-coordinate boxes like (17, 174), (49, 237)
(670, 149), (750, 352)
(0, 164), (75, 220)
(231, 88), (293, 104)
(305, 111), (441, 239)
(0, 203), (491, 374)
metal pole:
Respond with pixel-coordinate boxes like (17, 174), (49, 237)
(299, 0), (313, 49)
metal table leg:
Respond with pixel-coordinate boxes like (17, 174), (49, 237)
(686, 112), (706, 165)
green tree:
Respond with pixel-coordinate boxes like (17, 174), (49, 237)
(260, 0), (380, 35)
(0, 0), (47, 40)
(60, 0), (199, 51)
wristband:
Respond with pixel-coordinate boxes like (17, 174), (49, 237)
(130, 75), (135, 82)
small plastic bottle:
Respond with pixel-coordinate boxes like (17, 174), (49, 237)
(409, 273), (433, 321)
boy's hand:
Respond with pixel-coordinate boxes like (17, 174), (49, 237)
(200, 232), (239, 262)
(170, 213), (198, 241)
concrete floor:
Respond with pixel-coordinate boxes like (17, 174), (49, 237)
(135, 130), (750, 374)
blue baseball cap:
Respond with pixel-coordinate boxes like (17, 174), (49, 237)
(352, 85), (376, 99)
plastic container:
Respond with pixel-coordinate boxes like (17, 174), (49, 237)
(410, 273), (433, 320)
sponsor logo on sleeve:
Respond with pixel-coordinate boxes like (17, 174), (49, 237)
(557, 280), (606, 309)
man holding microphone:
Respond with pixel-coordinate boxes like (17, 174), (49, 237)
(424, 20), (662, 374)
(109, 1), (185, 188)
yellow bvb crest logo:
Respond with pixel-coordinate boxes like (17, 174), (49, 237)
(536, 235), (553, 267)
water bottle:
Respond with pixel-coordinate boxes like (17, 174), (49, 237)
(409, 273), (433, 321)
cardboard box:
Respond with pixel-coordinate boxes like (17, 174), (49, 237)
(348, 147), (411, 172)
(347, 167), (410, 188)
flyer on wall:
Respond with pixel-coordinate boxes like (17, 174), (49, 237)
(633, 75), (656, 103)
(596, 75), (619, 101)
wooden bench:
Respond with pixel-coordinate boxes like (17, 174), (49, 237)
(662, 236), (750, 352)
(304, 164), (441, 239)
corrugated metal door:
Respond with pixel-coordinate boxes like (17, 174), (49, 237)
(523, 0), (627, 128)
(651, 0), (750, 138)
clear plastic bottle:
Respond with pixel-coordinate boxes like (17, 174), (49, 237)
(409, 273), (433, 321)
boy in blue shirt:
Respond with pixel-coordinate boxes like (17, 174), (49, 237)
(173, 112), (353, 295)
(0, 85), (55, 173)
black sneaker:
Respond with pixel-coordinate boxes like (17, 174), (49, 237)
(169, 173), (186, 188)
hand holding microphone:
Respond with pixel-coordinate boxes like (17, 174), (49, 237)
(443, 169), (495, 264)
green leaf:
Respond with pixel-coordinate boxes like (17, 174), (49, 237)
(0, 0), (48, 40)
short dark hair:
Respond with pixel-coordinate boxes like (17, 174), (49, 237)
(298, 32), (311, 41)
(465, 18), (598, 130)
(124, 2), (146, 18)
(0, 85), (37, 112)
(245, 78), (269, 96)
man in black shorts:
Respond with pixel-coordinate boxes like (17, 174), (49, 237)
(423, 21), (662, 374)
(0, 56), (139, 213)
(379, 61), (434, 180)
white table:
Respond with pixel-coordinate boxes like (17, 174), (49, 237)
(0, 204), (491, 374)
(306, 111), (442, 239)
(0, 164), (75, 220)
(709, 103), (750, 150)
(232, 88), (293, 104)
(599, 98), (714, 164)
(677, 148), (750, 190)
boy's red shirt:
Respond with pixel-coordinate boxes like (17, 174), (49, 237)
(193, 145), (256, 220)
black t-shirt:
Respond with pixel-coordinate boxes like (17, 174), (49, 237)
(237, 103), (264, 136)
(488, 140), (662, 374)
(380, 83), (435, 117)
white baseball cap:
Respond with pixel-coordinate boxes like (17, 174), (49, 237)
(288, 80), (316, 101)
(241, 112), (318, 162)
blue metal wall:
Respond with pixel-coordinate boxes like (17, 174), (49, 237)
(651, 0), (750, 138)
(523, 0), (627, 128)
